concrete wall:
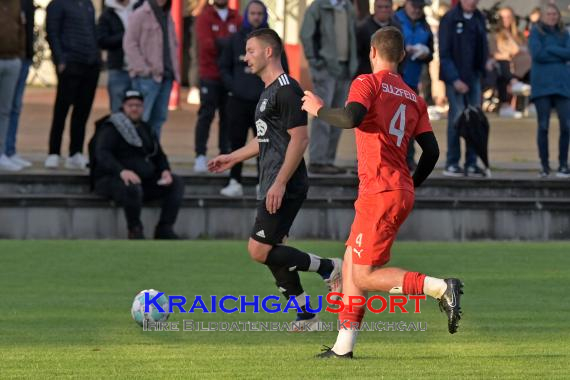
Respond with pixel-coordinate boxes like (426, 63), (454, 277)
(2, 201), (569, 240)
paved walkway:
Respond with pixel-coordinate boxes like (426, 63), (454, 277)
(15, 86), (556, 176)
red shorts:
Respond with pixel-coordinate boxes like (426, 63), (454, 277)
(346, 190), (414, 266)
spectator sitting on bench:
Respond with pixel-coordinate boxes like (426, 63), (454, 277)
(90, 89), (184, 239)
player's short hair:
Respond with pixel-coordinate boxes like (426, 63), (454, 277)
(246, 28), (283, 57)
(370, 26), (404, 63)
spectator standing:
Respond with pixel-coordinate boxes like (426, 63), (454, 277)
(529, 4), (570, 178)
(490, 6), (531, 119)
(124, 0), (180, 138)
(5, 0), (35, 170)
(300, 0), (358, 174)
(355, 0), (401, 76)
(45, 0), (100, 170)
(97, 0), (136, 113)
(183, 0), (207, 104)
(218, 0), (289, 197)
(91, 90), (184, 239)
(395, 0), (433, 171)
(193, 0), (241, 172)
(438, 0), (492, 177)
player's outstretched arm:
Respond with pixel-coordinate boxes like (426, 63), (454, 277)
(413, 131), (439, 188)
(317, 103), (368, 129)
(208, 138), (260, 173)
(302, 91), (367, 129)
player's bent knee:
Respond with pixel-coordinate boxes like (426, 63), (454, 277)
(247, 239), (271, 263)
(352, 265), (373, 291)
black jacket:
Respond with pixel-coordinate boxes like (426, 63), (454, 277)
(46, 0), (100, 66)
(438, 4), (489, 84)
(355, 16), (402, 76)
(22, 0), (35, 59)
(90, 116), (170, 186)
(219, 27), (289, 102)
(97, 7), (126, 70)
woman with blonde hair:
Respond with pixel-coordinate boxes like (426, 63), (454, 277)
(490, 6), (531, 118)
(529, 3), (570, 177)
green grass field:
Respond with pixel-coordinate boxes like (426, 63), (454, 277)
(2, 240), (569, 379)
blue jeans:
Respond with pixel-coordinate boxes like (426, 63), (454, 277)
(0, 58), (22, 155)
(534, 95), (570, 170)
(6, 59), (30, 156)
(445, 78), (480, 168)
(107, 69), (132, 113)
(132, 77), (173, 137)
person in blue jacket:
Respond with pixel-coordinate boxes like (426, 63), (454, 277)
(529, 3), (570, 178)
(394, 0), (433, 171)
(438, 0), (492, 177)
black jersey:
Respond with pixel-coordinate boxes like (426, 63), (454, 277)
(255, 73), (309, 200)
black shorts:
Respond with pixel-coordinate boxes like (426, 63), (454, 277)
(250, 196), (306, 245)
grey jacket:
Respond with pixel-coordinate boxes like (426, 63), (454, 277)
(300, 0), (358, 78)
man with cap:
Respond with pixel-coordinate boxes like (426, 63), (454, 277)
(90, 89), (185, 239)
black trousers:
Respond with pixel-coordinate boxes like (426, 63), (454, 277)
(49, 62), (100, 155)
(182, 15), (199, 88)
(496, 60), (513, 103)
(227, 96), (258, 182)
(194, 79), (230, 156)
(94, 174), (185, 230)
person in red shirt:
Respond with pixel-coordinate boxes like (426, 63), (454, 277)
(302, 26), (464, 359)
(193, 0), (241, 172)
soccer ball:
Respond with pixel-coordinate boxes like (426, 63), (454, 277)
(131, 289), (170, 326)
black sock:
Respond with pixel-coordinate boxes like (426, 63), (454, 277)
(317, 259), (334, 279)
(265, 245), (312, 271)
(267, 265), (315, 319)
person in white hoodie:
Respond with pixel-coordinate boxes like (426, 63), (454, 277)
(97, 0), (136, 113)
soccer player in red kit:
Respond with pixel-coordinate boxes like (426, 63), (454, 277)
(302, 27), (463, 359)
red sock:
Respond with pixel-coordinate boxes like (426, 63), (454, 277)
(403, 272), (426, 295)
(338, 306), (366, 329)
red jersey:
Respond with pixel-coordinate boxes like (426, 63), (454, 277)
(347, 70), (432, 195)
(196, 6), (242, 81)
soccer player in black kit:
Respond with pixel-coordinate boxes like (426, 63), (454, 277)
(208, 28), (341, 330)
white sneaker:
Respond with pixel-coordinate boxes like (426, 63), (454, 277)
(8, 154), (32, 168)
(65, 153), (88, 170)
(0, 154), (23, 171)
(499, 105), (522, 119)
(288, 314), (325, 332)
(324, 258), (343, 298)
(194, 155), (208, 173)
(526, 103), (537, 118)
(511, 81), (531, 96)
(44, 154), (60, 169)
(186, 87), (201, 105)
(220, 178), (243, 197)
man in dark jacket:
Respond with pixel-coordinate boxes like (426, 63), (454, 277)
(217, 0), (288, 197)
(91, 90), (184, 239)
(97, 0), (136, 113)
(439, 0), (492, 177)
(193, 0), (241, 172)
(355, 0), (401, 76)
(45, 0), (101, 170)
